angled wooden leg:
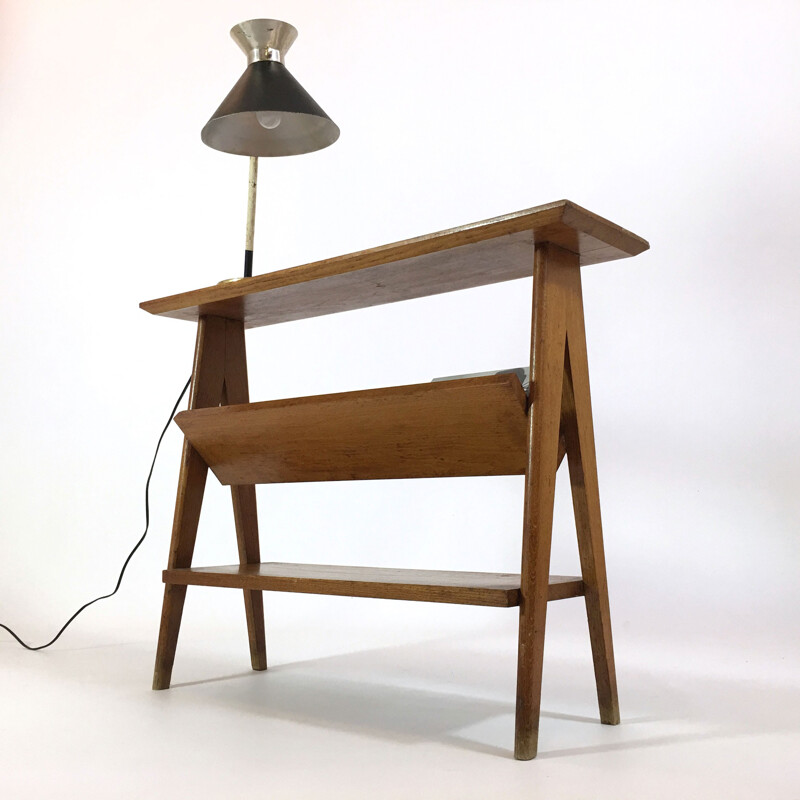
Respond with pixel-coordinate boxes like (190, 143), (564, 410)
(230, 485), (267, 670)
(152, 446), (209, 690)
(153, 315), (227, 690)
(223, 319), (267, 671)
(514, 243), (571, 760)
(562, 270), (620, 725)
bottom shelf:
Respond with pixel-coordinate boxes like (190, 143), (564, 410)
(163, 563), (585, 608)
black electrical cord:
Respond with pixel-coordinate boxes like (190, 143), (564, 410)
(0, 376), (192, 651)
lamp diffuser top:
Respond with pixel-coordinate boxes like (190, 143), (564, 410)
(201, 19), (339, 157)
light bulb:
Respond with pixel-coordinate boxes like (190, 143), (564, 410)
(256, 110), (282, 130)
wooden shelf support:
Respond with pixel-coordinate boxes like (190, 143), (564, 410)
(152, 315), (267, 690)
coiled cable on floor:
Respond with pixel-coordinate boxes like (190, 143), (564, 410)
(0, 376), (191, 651)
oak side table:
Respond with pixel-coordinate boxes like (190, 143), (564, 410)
(140, 199), (648, 759)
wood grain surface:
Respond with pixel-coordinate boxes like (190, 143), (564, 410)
(162, 562), (586, 608)
(560, 272), (620, 727)
(515, 243), (573, 759)
(173, 373), (530, 485)
(222, 319), (268, 672)
(140, 200), (648, 328)
(153, 316), (227, 690)
(153, 315), (269, 690)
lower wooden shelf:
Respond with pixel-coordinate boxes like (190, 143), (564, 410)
(163, 562), (585, 608)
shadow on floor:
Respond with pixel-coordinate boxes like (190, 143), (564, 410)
(160, 637), (800, 759)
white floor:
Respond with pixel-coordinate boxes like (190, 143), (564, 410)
(2, 613), (798, 800)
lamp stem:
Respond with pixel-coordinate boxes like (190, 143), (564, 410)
(244, 156), (258, 277)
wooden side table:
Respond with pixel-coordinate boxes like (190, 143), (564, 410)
(140, 199), (648, 759)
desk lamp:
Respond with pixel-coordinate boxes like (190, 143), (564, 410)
(201, 19), (340, 278)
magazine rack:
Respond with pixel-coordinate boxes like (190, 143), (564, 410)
(140, 200), (648, 759)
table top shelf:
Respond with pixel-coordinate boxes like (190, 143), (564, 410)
(140, 200), (648, 329)
(163, 562), (586, 607)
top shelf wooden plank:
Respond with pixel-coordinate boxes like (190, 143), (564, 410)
(140, 199), (648, 329)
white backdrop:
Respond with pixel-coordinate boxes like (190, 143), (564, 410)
(1, 0), (798, 788)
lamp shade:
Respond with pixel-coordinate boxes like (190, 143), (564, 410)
(201, 19), (340, 157)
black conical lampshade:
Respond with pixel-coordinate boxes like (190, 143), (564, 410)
(201, 19), (339, 157)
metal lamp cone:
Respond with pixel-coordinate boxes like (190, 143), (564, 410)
(201, 19), (339, 157)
